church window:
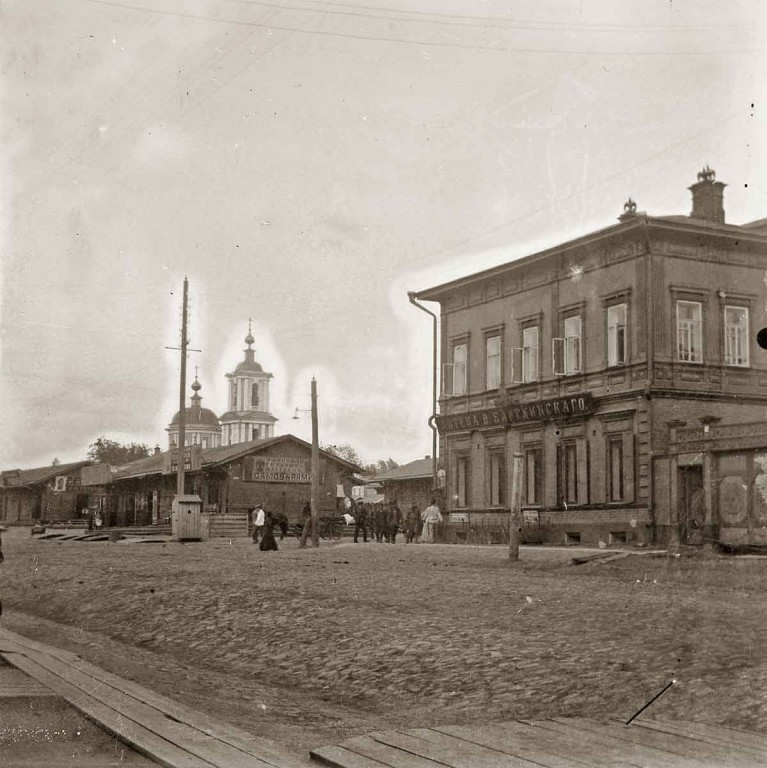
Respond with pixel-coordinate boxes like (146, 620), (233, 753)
(252, 383), (260, 408)
(230, 381), (238, 410)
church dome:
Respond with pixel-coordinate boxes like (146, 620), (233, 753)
(234, 358), (264, 374)
(170, 405), (220, 427)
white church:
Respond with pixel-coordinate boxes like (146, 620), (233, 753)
(167, 324), (277, 449)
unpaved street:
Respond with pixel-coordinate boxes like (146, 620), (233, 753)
(2, 530), (766, 753)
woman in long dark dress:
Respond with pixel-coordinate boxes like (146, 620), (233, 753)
(259, 510), (279, 551)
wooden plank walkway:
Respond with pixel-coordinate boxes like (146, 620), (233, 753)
(310, 717), (767, 767)
(0, 627), (311, 768)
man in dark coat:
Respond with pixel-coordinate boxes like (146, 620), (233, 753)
(352, 499), (368, 543)
(386, 503), (402, 543)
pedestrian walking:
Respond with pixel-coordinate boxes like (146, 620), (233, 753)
(251, 504), (265, 544)
(404, 503), (420, 543)
(259, 510), (279, 551)
(420, 498), (442, 544)
(352, 499), (368, 543)
(298, 500), (313, 548)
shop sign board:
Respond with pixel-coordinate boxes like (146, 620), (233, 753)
(436, 393), (594, 434)
(248, 456), (312, 483)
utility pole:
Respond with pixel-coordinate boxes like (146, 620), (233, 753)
(177, 277), (189, 497)
(508, 452), (523, 561)
(310, 377), (320, 548)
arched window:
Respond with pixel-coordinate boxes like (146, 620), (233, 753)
(230, 381), (238, 410)
(251, 383), (260, 408)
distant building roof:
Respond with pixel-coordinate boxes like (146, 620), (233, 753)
(376, 457), (434, 482)
(1, 461), (90, 488)
(113, 434), (363, 481)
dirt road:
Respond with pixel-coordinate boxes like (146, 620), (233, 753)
(1, 530), (765, 753)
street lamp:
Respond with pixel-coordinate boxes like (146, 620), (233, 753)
(292, 378), (320, 548)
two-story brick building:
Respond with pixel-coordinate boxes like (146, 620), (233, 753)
(412, 168), (767, 547)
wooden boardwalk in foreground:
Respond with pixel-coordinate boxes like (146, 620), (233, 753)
(310, 718), (767, 767)
(0, 627), (310, 768)
(3, 627), (766, 768)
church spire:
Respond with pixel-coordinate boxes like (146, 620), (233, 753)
(244, 319), (256, 364)
(191, 366), (202, 407)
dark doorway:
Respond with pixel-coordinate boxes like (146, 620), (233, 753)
(678, 466), (705, 545)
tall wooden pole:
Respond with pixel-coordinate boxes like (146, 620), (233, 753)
(508, 452), (524, 561)
(176, 277), (189, 498)
(310, 377), (320, 547)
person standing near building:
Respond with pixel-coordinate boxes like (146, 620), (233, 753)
(404, 503), (420, 543)
(374, 504), (386, 542)
(352, 499), (368, 543)
(387, 502), (402, 543)
(421, 499), (442, 544)
(251, 503), (265, 544)
(298, 500), (313, 548)
(259, 509), (279, 551)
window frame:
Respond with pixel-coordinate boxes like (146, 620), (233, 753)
(723, 304), (750, 368)
(524, 446), (543, 507)
(606, 302), (628, 368)
(484, 329), (503, 391)
(487, 450), (506, 507)
(675, 299), (704, 364)
(606, 434), (624, 503)
(444, 337), (469, 397)
(454, 454), (470, 509)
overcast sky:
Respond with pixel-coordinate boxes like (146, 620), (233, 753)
(1, 0), (765, 469)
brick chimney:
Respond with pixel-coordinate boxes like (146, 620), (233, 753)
(689, 165), (726, 223)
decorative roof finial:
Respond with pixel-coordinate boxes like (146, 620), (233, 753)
(623, 198), (637, 215)
(191, 366), (201, 392)
(245, 318), (255, 347)
(697, 165), (716, 183)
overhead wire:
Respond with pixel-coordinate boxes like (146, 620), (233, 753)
(85, 0), (761, 56)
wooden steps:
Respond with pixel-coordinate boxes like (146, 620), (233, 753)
(310, 717), (767, 767)
(0, 627), (310, 768)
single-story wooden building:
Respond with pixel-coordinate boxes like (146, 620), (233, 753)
(82, 435), (362, 533)
(375, 457), (437, 513)
(0, 461), (92, 525)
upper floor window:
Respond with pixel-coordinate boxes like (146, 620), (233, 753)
(522, 326), (540, 382)
(251, 383), (260, 408)
(724, 306), (749, 367)
(230, 381), (238, 410)
(486, 335), (501, 390)
(677, 301), (703, 363)
(607, 304), (627, 367)
(554, 316), (582, 376)
(443, 341), (469, 396)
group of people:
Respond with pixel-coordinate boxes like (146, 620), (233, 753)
(349, 498), (442, 544)
(250, 497), (443, 550)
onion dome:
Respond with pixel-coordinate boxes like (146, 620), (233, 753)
(170, 377), (220, 426)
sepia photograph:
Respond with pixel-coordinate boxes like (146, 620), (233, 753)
(1, 0), (767, 764)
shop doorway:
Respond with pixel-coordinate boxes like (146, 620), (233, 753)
(678, 466), (705, 545)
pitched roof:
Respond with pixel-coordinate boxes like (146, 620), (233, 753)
(113, 434), (363, 481)
(376, 457), (434, 482)
(1, 461), (90, 488)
